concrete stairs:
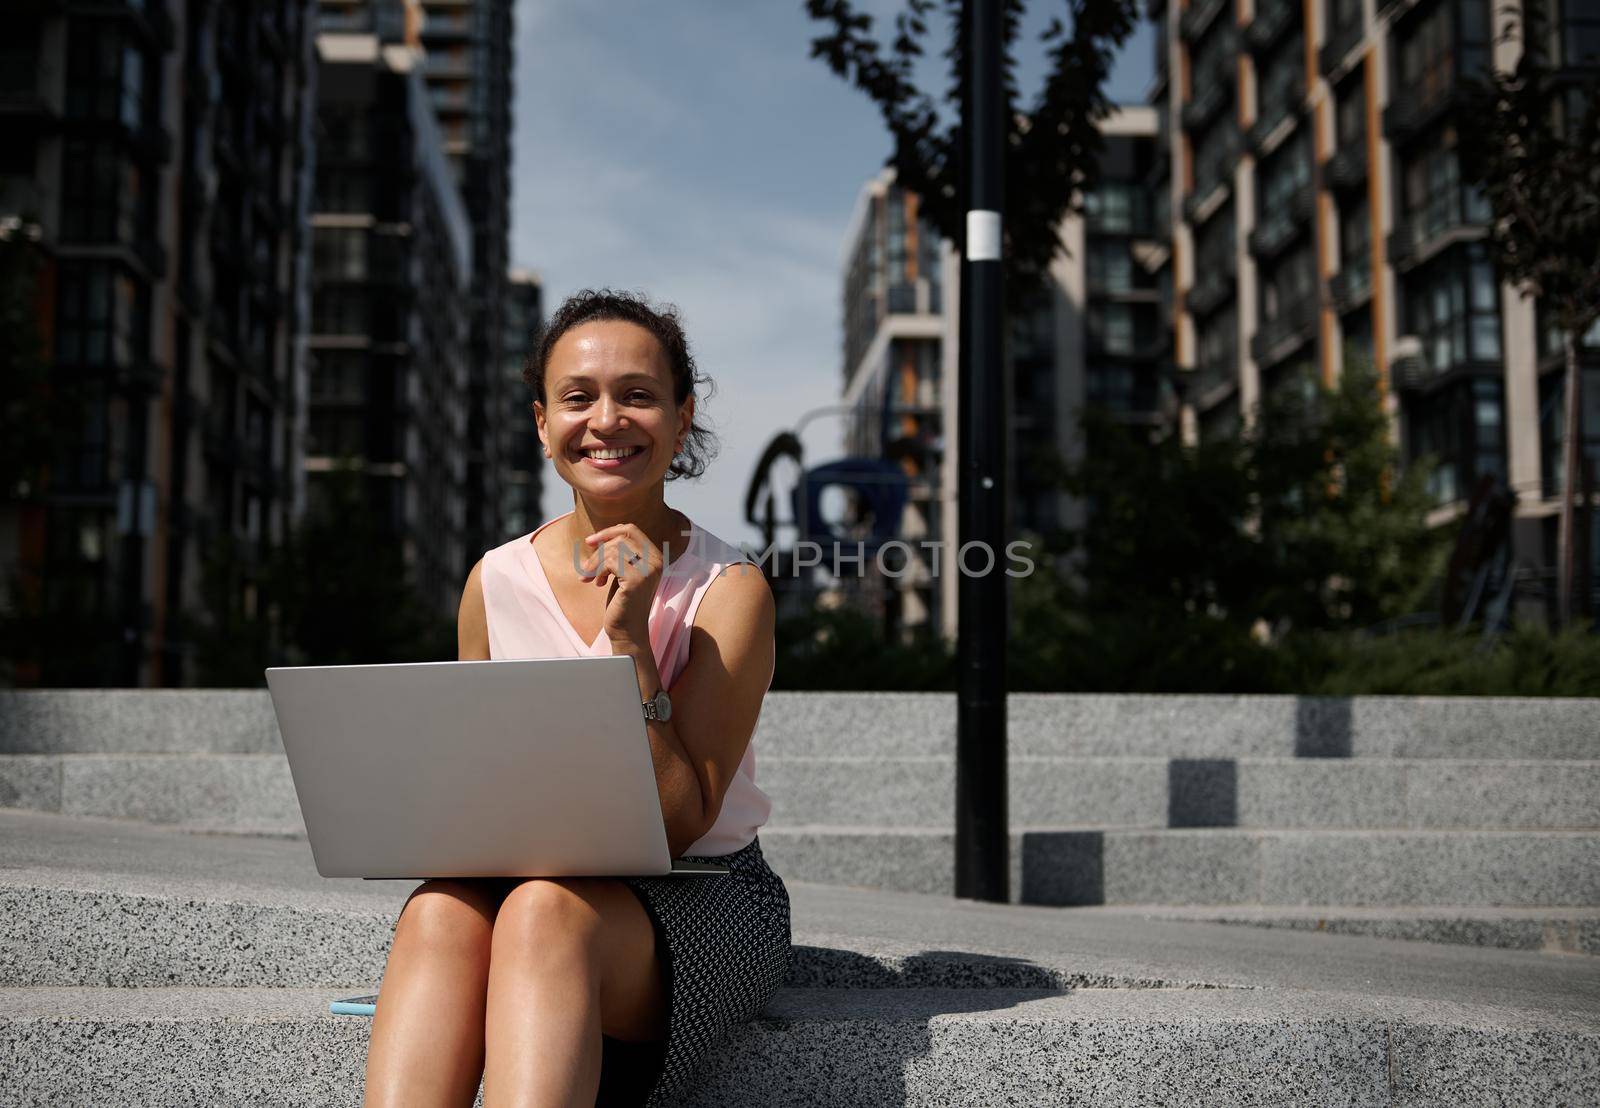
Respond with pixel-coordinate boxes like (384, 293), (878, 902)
(2, 809), (1597, 1106)
(3, 690), (1597, 955)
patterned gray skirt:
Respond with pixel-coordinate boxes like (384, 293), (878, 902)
(597, 835), (792, 1108)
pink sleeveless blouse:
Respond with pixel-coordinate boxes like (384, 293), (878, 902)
(479, 510), (774, 856)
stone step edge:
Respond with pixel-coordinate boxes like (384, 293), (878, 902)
(1, 985), (1594, 1108)
(7, 752), (1599, 765)
(0, 878), (1259, 992)
(9, 811), (1600, 839)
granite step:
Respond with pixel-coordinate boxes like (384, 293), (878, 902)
(1, 985), (1595, 1107)
(760, 826), (1600, 906)
(1071, 904), (1600, 955)
(6, 690), (1597, 761)
(5, 753), (1596, 833)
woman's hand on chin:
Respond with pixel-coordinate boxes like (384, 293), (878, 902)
(580, 521), (663, 647)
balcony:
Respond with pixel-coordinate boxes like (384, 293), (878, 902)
(1187, 267), (1237, 318)
(1319, 20), (1365, 78)
(0, 77), (62, 130)
(1382, 83), (1468, 145)
(1322, 146), (1367, 192)
(1387, 211), (1487, 274)
(1184, 178), (1232, 226)
(1329, 267), (1373, 314)
(1244, 0), (1297, 54)
(1247, 186), (1314, 261)
(1251, 298), (1317, 367)
(1180, 0), (1227, 42)
(1181, 78), (1231, 134)
(1193, 359), (1240, 403)
(1390, 344), (1429, 391)
(78, 0), (177, 51)
(1246, 102), (1302, 156)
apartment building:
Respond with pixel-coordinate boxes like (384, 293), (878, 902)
(838, 108), (1167, 642)
(501, 268), (543, 537)
(307, 33), (472, 618)
(1150, 0), (1600, 611)
(0, 0), (318, 685)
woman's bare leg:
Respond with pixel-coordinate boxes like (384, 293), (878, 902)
(482, 877), (666, 1108)
(364, 879), (507, 1107)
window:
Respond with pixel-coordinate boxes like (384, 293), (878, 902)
(314, 227), (367, 281)
(308, 411), (366, 459)
(60, 141), (146, 246)
(1343, 308), (1375, 367)
(1197, 305), (1239, 390)
(1398, 0), (1490, 107)
(888, 193), (908, 280)
(1257, 133), (1311, 218)
(1192, 20), (1238, 93)
(1089, 303), (1138, 354)
(1329, 0), (1361, 35)
(1407, 376), (1505, 504)
(1405, 244), (1501, 375)
(56, 263), (137, 368)
(1536, 305), (1600, 359)
(1256, 39), (1305, 130)
(1559, 0), (1600, 65)
(313, 351), (368, 402)
(1335, 78), (1365, 150)
(48, 383), (110, 492)
(1087, 240), (1136, 291)
(311, 289), (369, 335)
(1087, 364), (1162, 415)
(1402, 126), (1491, 236)
(1084, 182), (1149, 235)
(1260, 247), (1315, 327)
(1339, 198), (1371, 297)
(1193, 118), (1237, 196)
(1539, 368), (1600, 498)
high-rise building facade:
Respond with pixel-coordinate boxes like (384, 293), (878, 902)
(417, 0), (517, 557)
(318, 0), (518, 561)
(501, 268), (543, 536)
(0, 1), (318, 686)
(1150, 0), (1600, 611)
(838, 110), (1167, 642)
(308, 34), (471, 618)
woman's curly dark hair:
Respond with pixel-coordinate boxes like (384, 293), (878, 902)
(525, 288), (719, 482)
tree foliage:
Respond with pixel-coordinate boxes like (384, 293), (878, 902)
(804, 0), (1141, 305)
(1459, 0), (1600, 339)
(187, 467), (456, 686)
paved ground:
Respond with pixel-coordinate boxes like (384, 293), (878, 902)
(3, 808), (1595, 1021)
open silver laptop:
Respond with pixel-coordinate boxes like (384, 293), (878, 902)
(264, 656), (727, 879)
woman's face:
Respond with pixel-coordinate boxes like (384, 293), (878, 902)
(534, 319), (692, 499)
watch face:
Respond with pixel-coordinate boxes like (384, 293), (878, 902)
(654, 689), (672, 722)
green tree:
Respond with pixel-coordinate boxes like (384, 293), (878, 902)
(805, 0), (1142, 305)
(0, 223), (56, 500)
(270, 468), (456, 669)
(1010, 354), (1445, 691)
(185, 467), (456, 685)
(774, 604), (955, 690)
(1460, 0), (1600, 624)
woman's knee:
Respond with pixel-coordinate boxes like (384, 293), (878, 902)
(491, 877), (607, 957)
(394, 878), (501, 961)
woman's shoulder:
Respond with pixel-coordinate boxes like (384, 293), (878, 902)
(683, 522), (772, 627)
(686, 520), (764, 574)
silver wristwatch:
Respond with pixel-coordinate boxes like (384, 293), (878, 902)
(643, 687), (672, 722)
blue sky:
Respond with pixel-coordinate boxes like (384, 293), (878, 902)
(510, 1), (1155, 548)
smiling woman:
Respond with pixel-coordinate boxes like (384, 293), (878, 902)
(360, 290), (789, 1108)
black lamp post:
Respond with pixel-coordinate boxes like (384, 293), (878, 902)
(955, 0), (1008, 902)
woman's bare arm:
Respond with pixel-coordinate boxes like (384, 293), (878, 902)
(458, 558), (490, 661)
